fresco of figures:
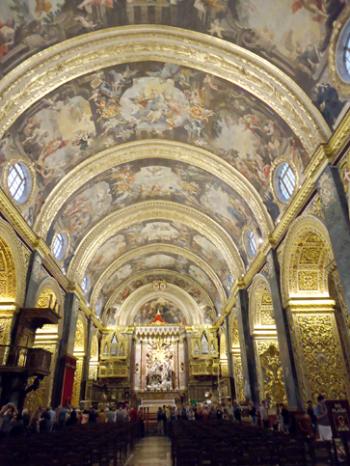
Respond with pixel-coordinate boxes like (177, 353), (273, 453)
(98, 252), (222, 321)
(85, 220), (234, 295)
(102, 272), (216, 327)
(3, 61), (308, 230)
(0, 1), (345, 126)
(133, 297), (185, 325)
(50, 158), (260, 267)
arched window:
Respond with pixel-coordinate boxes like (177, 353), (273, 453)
(245, 230), (257, 258)
(336, 17), (350, 83)
(52, 233), (67, 260)
(7, 162), (32, 204)
(110, 335), (118, 356)
(201, 333), (209, 354)
(274, 162), (296, 203)
(344, 32), (350, 76)
(81, 275), (90, 294)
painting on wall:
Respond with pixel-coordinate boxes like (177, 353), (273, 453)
(0, 0), (345, 126)
(2, 61), (308, 233)
(133, 297), (185, 325)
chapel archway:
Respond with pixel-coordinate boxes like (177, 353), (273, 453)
(282, 215), (350, 403)
(249, 276), (286, 406)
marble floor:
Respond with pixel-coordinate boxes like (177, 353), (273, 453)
(125, 436), (172, 466)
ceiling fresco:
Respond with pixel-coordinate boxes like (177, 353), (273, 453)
(0, 1), (345, 127)
(85, 220), (234, 295)
(97, 251), (222, 317)
(102, 271), (215, 327)
(133, 297), (185, 325)
(2, 61), (308, 230)
(50, 159), (260, 268)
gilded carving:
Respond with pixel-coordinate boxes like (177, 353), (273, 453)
(293, 312), (348, 401)
(256, 341), (286, 406)
(71, 357), (84, 407)
(232, 352), (245, 402)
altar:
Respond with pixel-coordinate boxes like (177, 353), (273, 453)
(132, 319), (187, 396)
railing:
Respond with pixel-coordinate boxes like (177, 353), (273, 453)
(0, 345), (52, 376)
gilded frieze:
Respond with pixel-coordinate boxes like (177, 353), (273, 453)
(292, 312), (348, 401)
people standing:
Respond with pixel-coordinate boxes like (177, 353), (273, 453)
(315, 395), (332, 441)
(307, 400), (317, 436)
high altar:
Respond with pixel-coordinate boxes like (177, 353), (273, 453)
(132, 321), (187, 402)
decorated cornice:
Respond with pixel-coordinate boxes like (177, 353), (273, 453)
(104, 268), (214, 317)
(67, 201), (242, 282)
(117, 283), (203, 326)
(90, 243), (227, 309)
(0, 26), (329, 155)
(35, 139), (272, 239)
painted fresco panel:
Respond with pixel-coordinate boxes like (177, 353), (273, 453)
(85, 220), (233, 294)
(2, 62), (307, 230)
(0, 0), (345, 125)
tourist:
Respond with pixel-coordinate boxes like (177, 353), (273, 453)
(233, 400), (242, 423)
(157, 407), (164, 435)
(47, 406), (56, 431)
(280, 404), (290, 433)
(307, 400), (318, 435)
(249, 401), (257, 425)
(315, 394), (332, 441)
(0, 403), (18, 436)
(259, 400), (269, 429)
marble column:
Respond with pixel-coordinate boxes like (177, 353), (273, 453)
(266, 250), (303, 410)
(225, 315), (236, 400)
(51, 292), (79, 406)
(236, 288), (259, 403)
(318, 166), (350, 314)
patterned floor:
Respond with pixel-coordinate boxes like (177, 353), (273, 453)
(125, 436), (172, 466)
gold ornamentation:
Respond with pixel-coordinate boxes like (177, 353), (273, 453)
(281, 215), (332, 302)
(71, 357), (84, 407)
(256, 341), (286, 405)
(292, 311), (348, 401)
(232, 352), (245, 402)
(0, 26), (329, 156)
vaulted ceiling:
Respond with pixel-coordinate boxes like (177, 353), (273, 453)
(0, 0), (346, 325)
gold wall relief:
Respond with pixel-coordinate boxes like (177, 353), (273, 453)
(71, 317), (86, 405)
(71, 357), (84, 407)
(291, 307), (348, 402)
(232, 350), (245, 402)
(255, 340), (287, 406)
